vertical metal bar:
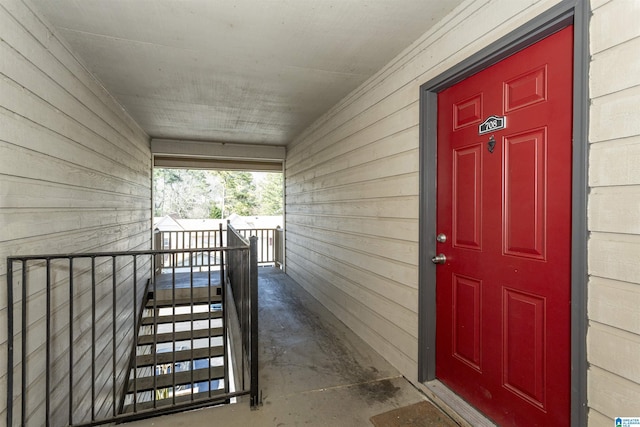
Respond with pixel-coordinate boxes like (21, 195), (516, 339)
(21, 260), (27, 425)
(68, 257), (74, 426)
(132, 255), (138, 412)
(6, 259), (13, 427)
(219, 224), (227, 397)
(112, 256), (117, 418)
(45, 259), (51, 427)
(168, 232), (173, 269)
(182, 231), (186, 268)
(249, 237), (259, 407)
(219, 223), (224, 302)
(172, 253), (176, 405)
(190, 255), (194, 400)
(207, 249), (212, 398)
(240, 247), (245, 391)
(91, 257), (96, 422)
(221, 251), (228, 397)
(152, 255), (158, 409)
(194, 231), (198, 269)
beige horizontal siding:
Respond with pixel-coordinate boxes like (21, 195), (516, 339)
(589, 277), (640, 336)
(0, 0), (151, 424)
(589, 136), (640, 187)
(589, 0), (640, 54)
(285, 0), (564, 389)
(587, 0), (640, 424)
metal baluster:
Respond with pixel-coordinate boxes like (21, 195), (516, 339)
(241, 247), (246, 391)
(69, 257), (74, 425)
(112, 256), (117, 418)
(46, 259), (51, 427)
(190, 254), (194, 400)
(221, 249), (228, 397)
(6, 260), (13, 427)
(21, 260), (27, 426)
(207, 249), (212, 398)
(132, 255), (138, 412)
(250, 237), (259, 406)
(172, 253), (176, 405)
(152, 254), (158, 409)
(91, 257), (96, 422)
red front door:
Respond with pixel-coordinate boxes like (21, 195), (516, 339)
(435, 27), (573, 426)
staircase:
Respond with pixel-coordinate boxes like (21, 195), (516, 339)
(122, 272), (229, 413)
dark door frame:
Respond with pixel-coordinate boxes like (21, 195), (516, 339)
(417, 1), (589, 425)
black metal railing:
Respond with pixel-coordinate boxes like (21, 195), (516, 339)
(154, 229), (223, 272)
(6, 235), (259, 425)
(226, 224), (259, 407)
(155, 227), (282, 270)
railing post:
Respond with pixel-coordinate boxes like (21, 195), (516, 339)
(274, 226), (284, 269)
(249, 236), (259, 408)
(153, 230), (163, 274)
(6, 259), (13, 427)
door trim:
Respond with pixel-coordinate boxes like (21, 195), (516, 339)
(417, 1), (589, 426)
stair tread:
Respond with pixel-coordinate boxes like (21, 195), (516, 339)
(127, 365), (225, 393)
(141, 310), (222, 325)
(135, 346), (224, 367)
(137, 327), (223, 345)
(123, 388), (227, 413)
(145, 295), (222, 308)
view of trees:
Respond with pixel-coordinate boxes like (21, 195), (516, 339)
(154, 168), (283, 219)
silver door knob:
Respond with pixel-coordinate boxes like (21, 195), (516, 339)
(431, 253), (447, 264)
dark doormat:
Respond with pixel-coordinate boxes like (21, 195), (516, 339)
(370, 400), (459, 427)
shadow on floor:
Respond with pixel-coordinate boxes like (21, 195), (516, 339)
(125, 267), (457, 426)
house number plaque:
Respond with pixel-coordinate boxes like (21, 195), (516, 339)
(478, 115), (506, 135)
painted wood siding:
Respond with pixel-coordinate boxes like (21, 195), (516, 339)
(0, 0), (151, 424)
(286, 0), (565, 380)
(587, 0), (640, 424)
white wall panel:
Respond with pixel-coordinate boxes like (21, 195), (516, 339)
(0, 0), (151, 424)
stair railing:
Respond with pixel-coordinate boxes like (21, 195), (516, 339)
(6, 229), (258, 426)
(226, 222), (259, 407)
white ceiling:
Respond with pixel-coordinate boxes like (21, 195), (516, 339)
(30, 0), (464, 146)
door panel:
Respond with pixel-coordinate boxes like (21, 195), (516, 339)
(435, 26), (573, 426)
(503, 129), (546, 259)
(452, 274), (482, 370)
(453, 145), (482, 249)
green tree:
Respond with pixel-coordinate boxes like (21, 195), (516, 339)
(257, 173), (283, 215)
(208, 203), (222, 219)
(218, 171), (258, 217)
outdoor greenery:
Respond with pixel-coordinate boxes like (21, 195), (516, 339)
(154, 168), (283, 219)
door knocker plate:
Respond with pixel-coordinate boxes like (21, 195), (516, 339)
(487, 135), (496, 153)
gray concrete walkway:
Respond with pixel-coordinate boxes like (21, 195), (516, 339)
(124, 267), (456, 426)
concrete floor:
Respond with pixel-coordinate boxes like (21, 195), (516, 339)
(124, 267), (458, 427)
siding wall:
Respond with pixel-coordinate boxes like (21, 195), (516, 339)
(587, 0), (640, 424)
(0, 0), (151, 424)
(286, 0), (639, 425)
(286, 0), (564, 379)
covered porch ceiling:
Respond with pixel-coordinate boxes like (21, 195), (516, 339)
(29, 0), (465, 149)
